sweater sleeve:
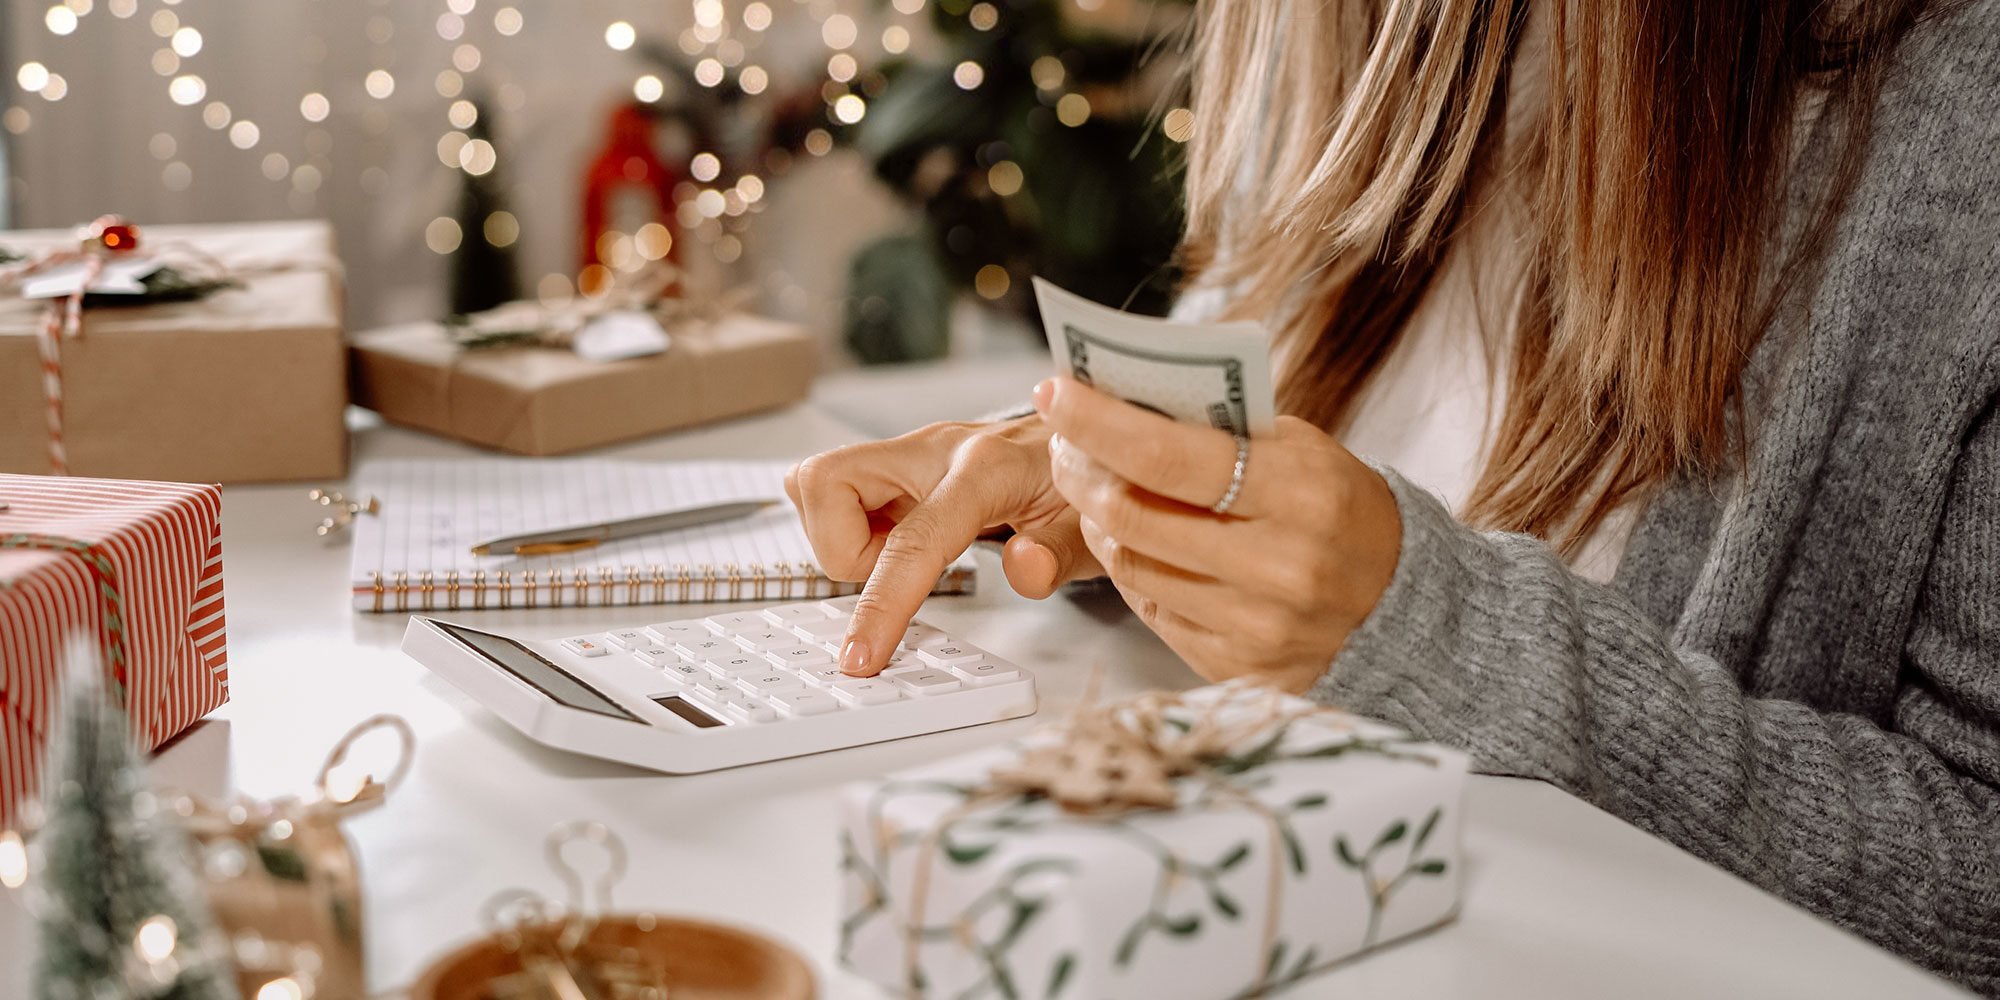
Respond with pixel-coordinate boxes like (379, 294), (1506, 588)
(1309, 417), (2000, 992)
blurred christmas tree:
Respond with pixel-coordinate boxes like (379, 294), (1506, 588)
(449, 94), (522, 316)
(629, 0), (1191, 362)
(30, 647), (235, 1000)
(844, 0), (1193, 361)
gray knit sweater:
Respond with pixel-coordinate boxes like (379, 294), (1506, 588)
(1306, 1), (2000, 992)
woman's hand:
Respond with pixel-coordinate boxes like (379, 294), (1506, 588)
(785, 415), (1102, 676)
(1034, 377), (1403, 693)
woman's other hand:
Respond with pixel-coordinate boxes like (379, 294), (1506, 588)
(1035, 377), (1402, 693)
(785, 415), (1100, 677)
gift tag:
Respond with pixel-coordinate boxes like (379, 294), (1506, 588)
(572, 310), (671, 363)
(19, 257), (165, 299)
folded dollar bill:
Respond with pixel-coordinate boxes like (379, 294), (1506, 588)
(1032, 277), (1276, 436)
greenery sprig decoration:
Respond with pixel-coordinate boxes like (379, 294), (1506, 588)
(844, 693), (1456, 999)
(1335, 807), (1453, 950)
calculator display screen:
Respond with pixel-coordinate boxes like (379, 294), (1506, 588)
(433, 621), (641, 723)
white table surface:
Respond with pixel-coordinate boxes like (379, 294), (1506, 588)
(0, 396), (1971, 1000)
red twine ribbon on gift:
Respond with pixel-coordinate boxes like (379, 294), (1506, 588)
(0, 532), (131, 703)
(2, 252), (106, 476)
(0, 217), (252, 476)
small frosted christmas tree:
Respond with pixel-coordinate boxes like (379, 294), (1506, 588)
(29, 641), (235, 1000)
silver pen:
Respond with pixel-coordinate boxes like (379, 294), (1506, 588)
(469, 498), (781, 557)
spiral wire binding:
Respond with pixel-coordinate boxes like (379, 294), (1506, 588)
(368, 558), (952, 612)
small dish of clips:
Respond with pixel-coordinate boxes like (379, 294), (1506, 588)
(412, 821), (815, 1000)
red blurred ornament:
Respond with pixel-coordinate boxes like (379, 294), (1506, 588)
(81, 214), (141, 254)
(579, 103), (680, 295)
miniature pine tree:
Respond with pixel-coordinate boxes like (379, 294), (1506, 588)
(30, 642), (236, 1000)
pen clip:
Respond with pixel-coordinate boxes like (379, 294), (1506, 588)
(485, 538), (603, 558)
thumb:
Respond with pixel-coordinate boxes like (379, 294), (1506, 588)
(1001, 509), (1099, 599)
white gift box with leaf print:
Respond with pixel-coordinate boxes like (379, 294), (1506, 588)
(837, 687), (1470, 999)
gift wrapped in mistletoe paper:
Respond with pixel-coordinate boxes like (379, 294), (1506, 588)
(838, 683), (1469, 999)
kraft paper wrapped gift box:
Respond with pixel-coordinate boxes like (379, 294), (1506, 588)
(0, 219), (348, 482)
(348, 313), (817, 455)
(0, 474), (229, 830)
(838, 685), (1469, 999)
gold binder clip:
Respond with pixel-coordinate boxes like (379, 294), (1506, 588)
(309, 488), (380, 538)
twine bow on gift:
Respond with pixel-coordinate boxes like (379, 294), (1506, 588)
(901, 680), (1339, 1000)
(445, 259), (754, 354)
(0, 216), (240, 476)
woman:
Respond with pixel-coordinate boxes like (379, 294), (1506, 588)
(788, 0), (2000, 990)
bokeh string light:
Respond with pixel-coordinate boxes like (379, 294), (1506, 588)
(4, 0), (1188, 290)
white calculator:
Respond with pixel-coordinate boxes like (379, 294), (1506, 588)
(400, 597), (1038, 772)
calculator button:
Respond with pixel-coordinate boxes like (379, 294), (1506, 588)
(831, 680), (902, 706)
(734, 629), (799, 651)
(770, 689), (840, 717)
(632, 646), (680, 667)
(917, 644), (981, 669)
(682, 678), (739, 702)
(766, 645), (835, 668)
(704, 654), (766, 677)
(901, 623), (949, 648)
(737, 672), (808, 696)
(645, 621), (707, 643)
(892, 670), (962, 695)
(695, 690), (754, 714)
(674, 638), (734, 660)
(791, 618), (849, 643)
(797, 665), (850, 686)
(818, 596), (862, 616)
(703, 612), (769, 634)
(561, 637), (610, 658)
(604, 629), (648, 649)
(762, 603), (831, 626)
(880, 650), (925, 674)
(722, 697), (780, 724)
(659, 660), (706, 682)
(950, 660), (1023, 686)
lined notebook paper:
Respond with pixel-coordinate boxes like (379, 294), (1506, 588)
(348, 458), (975, 612)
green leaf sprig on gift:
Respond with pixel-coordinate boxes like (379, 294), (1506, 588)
(840, 682), (1461, 999)
(0, 245), (239, 309)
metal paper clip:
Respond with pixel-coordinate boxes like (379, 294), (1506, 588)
(313, 714), (415, 803)
(308, 488), (380, 538)
(546, 821), (628, 954)
(475, 822), (664, 1000)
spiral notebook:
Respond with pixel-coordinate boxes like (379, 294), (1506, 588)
(348, 457), (976, 613)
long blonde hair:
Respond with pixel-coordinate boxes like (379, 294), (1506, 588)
(1180, 0), (1924, 548)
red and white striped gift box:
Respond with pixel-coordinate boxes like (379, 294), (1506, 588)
(0, 474), (228, 829)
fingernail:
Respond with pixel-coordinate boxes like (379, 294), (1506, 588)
(1031, 378), (1056, 414)
(840, 637), (872, 675)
